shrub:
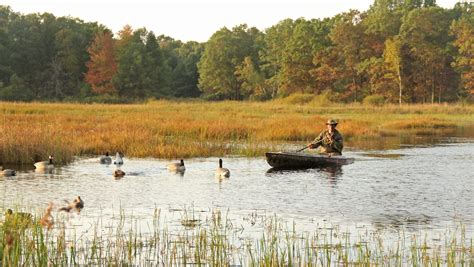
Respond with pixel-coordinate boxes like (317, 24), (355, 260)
(363, 94), (385, 106)
(83, 94), (126, 104)
(279, 93), (314, 105)
(311, 90), (336, 107)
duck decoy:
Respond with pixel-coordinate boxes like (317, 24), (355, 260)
(100, 152), (112, 164)
(59, 196), (84, 213)
(114, 152), (123, 165)
(114, 169), (126, 178)
(215, 158), (230, 178)
(34, 155), (54, 171)
(167, 159), (185, 172)
(0, 167), (16, 177)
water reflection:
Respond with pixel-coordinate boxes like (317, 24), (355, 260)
(167, 169), (186, 177)
(361, 153), (404, 159)
(347, 125), (474, 151)
(266, 165), (344, 185)
(35, 168), (54, 174)
(317, 165), (343, 182)
(372, 213), (433, 231)
(33, 168), (59, 179)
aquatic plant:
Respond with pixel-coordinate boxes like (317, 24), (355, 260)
(0, 206), (471, 265)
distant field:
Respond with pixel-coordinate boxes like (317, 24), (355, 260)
(1, 101), (473, 164)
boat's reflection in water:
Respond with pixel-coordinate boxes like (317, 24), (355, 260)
(317, 165), (343, 183)
(266, 165), (343, 185)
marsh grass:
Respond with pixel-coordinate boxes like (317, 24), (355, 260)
(1, 101), (473, 164)
(0, 206), (471, 265)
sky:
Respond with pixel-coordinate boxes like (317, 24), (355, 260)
(3, 0), (459, 42)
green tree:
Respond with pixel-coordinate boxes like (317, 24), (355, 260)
(0, 74), (34, 101)
(144, 31), (169, 97)
(198, 24), (262, 100)
(451, 12), (474, 97)
(364, 0), (403, 40)
(0, 6), (14, 87)
(357, 57), (393, 98)
(2, 7), (101, 101)
(260, 18), (334, 97)
(0, 3), (471, 103)
(259, 19), (296, 97)
(235, 56), (268, 100)
(170, 41), (204, 97)
(7, 13), (47, 98)
(280, 19), (332, 95)
(325, 10), (368, 101)
(113, 27), (150, 99)
(158, 35), (204, 97)
(54, 18), (99, 98)
(402, 0), (436, 11)
(400, 7), (456, 103)
(384, 37), (404, 104)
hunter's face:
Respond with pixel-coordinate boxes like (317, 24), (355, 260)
(327, 124), (335, 133)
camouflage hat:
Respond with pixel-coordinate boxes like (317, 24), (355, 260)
(326, 119), (338, 125)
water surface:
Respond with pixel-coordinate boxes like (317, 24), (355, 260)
(1, 139), (473, 239)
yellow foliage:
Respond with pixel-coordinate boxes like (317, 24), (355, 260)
(0, 101), (472, 164)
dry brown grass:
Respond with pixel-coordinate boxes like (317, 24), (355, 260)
(1, 100), (472, 164)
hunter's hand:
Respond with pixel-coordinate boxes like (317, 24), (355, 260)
(307, 143), (314, 149)
(326, 136), (334, 145)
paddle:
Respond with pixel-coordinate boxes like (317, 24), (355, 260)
(295, 140), (322, 153)
(295, 146), (309, 152)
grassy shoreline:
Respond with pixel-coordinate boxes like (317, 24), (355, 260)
(1, 100), (473, 165)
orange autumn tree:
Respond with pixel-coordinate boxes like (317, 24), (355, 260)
(85, 30), (117, 94)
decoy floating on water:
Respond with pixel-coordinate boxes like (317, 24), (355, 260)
(0, 167), (16, 177)
(59, 196), (84, 213)
(34, 155), (54, 171)
(114, 169), (126, 178)
(215, 158), (230, 178)
(167, 159), (185, 173)
(100, 152), (112, 164)
(114, 152), (123, 165)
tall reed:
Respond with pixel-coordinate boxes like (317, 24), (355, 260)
(0, 206), (472, 265)
(1, 101), (473, 164)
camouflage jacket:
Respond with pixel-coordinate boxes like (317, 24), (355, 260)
(310, 129), (344, 155)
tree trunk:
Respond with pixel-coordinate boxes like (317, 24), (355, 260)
(431, 70), (435, 104)
(352, 77), (357, 102)
(438, 71), (443, 104)
(397, 66), (402, 105)
(431, 78), (435, 104)
(438, 85), (442, 104)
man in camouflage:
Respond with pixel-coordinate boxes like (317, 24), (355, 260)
(307, 119), (344, 155)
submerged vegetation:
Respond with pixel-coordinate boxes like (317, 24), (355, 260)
(1, 101), (473, 165)
(0, 206), (471, 265)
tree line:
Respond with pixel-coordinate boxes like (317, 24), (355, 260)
(0, 1), (472, 103)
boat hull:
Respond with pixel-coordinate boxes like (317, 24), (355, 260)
(265, 152), (354, 169)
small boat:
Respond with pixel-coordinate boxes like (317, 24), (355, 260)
(266, 152), (354, 169)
